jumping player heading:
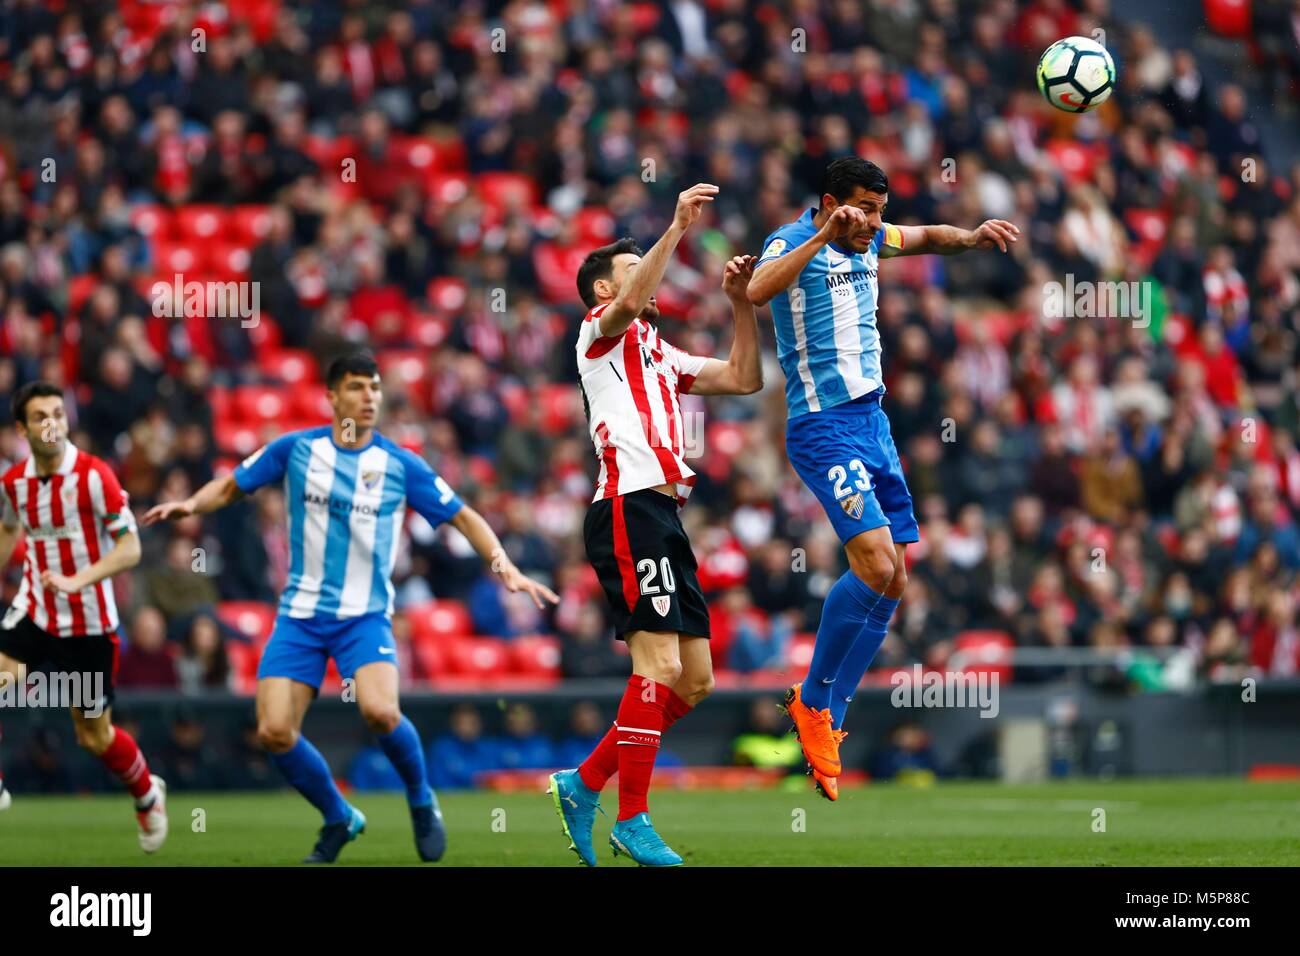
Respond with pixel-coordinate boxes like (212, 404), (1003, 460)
(548, 183), (763, 866)
(748, 157), (1019, 799)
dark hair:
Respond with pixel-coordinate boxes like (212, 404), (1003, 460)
(575, 237), (643, 309)
(819, 157), (889, 208)
(325, 351), (380, 389)
(11, 381), (62, 426)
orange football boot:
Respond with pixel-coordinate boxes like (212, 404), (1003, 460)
(811, 730), (848, 801)
(784, 683), (841, 777)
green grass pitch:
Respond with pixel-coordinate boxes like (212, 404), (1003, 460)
(3, 779), (1298, 866)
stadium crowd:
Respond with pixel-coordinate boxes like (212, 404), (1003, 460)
(2, 0), (1300, 713)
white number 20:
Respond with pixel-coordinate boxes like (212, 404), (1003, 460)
(827, 460), (871, 499)
(637, 557), (677, 595)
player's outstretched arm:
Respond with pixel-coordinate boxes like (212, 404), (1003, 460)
(747, 205), (869, 306)
(142, 474), (245, 525)
(598, 182), (718, 338)
(41, 530), (141, 594)
(687, 255), (763, 396)
(888, 220), (1020, 257)
(449, 506), (560, 611)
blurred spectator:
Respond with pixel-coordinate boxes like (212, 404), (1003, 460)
(427, 704), (496, 790)
(116, 607), (179, 690)
(868, 722), (940, 784)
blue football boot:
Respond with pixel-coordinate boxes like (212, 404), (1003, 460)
(303, 805), (366, 863)
(411, 794), (447, 862)
(547, 769), (602, 866)
(609, 812), (683, 866)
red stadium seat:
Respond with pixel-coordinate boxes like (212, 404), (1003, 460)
(205, 241), (251, 278)
(376, 350), (426, 390)
(209, 385), (232, 422)
(175, 205), (227, 241)
(429, 172), (471, 210)
(474, 172), (538, 211)
(426, 277), (467, 313)
(247, 313), (283, 357)
(225, 640), (260, 695)
(445, 638), (510, 678)
(788, 633), (817, 670)
(232, 385), (291, 423)
(538, 383), (580, 435)
(227, 205), (273, 245)
(411, 640), (447, 681)
(151, 240), (202, 274)
(573, 206), (615, 244)
(214, 421), (261, 456)
(953, 630), (1014, 682)
(291, 381), (333, 421)
(259, 348), (318, 385)
(532, 242), (587, 303)
(217, 601), (278, 646)
(130, 204), (173, 241)
(405, 600), (474, 643)
(509, 635), (562, 677)
(321, 659), (343, 694)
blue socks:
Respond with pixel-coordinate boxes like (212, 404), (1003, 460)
(271, 736), (351, 825)
(378, 715), (434, 808)
(829, 594), (900, 728)
(803, 571), (886, 711)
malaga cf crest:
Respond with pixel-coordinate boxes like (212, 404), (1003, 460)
(840, 493), (865, 520)
(361, 470), (382, 492)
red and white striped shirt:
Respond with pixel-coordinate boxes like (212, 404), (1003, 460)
(577, 303), (708, 504)
(0, 443), (136, 637)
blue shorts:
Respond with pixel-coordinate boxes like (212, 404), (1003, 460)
(785, 389), (919, 545)
(257, 611), (397, 689)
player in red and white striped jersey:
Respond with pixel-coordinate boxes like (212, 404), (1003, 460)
(0, 382), (168, 851)
(549, 184), (764, 866)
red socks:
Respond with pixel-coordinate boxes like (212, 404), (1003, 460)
(577, 677), (693, 821)
(99, 726), (154, 800)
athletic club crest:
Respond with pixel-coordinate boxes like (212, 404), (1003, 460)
(360, 470), (381, 492)
(840, 493), (865, 520)
(651, 595), (672, 617)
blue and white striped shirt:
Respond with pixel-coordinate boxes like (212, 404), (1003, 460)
(760, 208), (904, 418)
(233, 427), (464, 619)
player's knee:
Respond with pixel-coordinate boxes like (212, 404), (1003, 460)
(74, 722), (113, 755)
(360, 703), (401, 735)
(885, 562), (908, 599)
(257, 721), (297, 753)
(847, 542), (896, 592)
(679, 670), (715, 705)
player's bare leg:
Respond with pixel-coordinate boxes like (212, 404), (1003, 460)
(0, 653), (24, 810)
(258, 676), (363, 863)
(71, 705), (167, 851)
(354, 662), (444, 862)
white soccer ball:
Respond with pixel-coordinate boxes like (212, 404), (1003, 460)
(1036, 36), (1117, 113)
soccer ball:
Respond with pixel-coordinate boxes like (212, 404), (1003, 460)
(1036, 36), (1116, 113)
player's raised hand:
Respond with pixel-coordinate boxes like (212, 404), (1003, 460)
(672, 183), (718, 231)
(498, 564), (561, 611)
(818, 204), (869, 242)
(721, 254), (756, 301)
(142, 499), (194, 525)
(969, 219), (1021, 253)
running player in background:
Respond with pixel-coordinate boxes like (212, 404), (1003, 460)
(0, 382), (167, 850)
(548, 183), (763, 866)
(144, 351), (558, 863)
(747, 157), (1019, 800)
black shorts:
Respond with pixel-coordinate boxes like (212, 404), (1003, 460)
(0, 614), (119, 713)
(583, 488), (710, 641)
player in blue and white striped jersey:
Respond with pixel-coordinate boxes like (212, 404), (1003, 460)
(748, 157), (1019, 800)
(144, 352), (558, 862)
